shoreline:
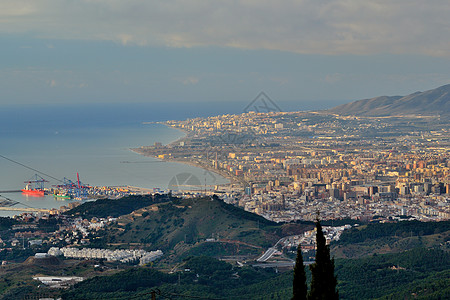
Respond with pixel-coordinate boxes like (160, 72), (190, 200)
(132, 123), (236, 188)
(130, 148), (236, 187)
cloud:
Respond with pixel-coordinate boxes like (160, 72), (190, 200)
(1, 1), (450, 56)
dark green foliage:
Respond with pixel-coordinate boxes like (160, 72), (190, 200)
(181, 242), (259, 258)
(213, 195), (277, 227)
(336, 220), (450, 245)
(335, 248), (450, 299)
(64, 194), (174, 218)
(57, 248), (450, 299)
(0, 217), (18, 230)
(378, 272), (450, 300)
(62, 268), (176, 299)
(62, 256), (283, 299)
(308, 220), (338, 300)
(292, 244), (307, 300)
(184, 256), (232, 276)
(1, 285), (34, 300)
(38, 216), (60, 232)
(0, 248), (34, 262)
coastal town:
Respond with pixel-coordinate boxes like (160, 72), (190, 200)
(134, 110), (450, 223)
(0, 109), (448, 296)
(2, 109), (448, 260)
(0, 107), (446, 300)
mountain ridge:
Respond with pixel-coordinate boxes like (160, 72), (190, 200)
(328, 84), (450, 116)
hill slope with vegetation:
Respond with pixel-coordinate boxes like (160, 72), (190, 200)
(95, 196), (313, 261)
(64, 194), (174, 218)
(61, 248), (450, 300)
(331, 220), (450, 258)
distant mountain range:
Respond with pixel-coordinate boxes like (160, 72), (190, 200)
(328, 84), (450, 116)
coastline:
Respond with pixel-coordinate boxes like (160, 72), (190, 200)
(130, 148), (235, 186)
(158, 123), (190, 147)
(131, 123), (235, 187)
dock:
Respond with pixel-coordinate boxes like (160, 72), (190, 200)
(126, 186), (155, 194)
(0, 207), (51, 213)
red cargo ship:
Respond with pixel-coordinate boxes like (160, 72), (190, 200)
(22, 175), (48, 197)
(22, 185), (45, 196)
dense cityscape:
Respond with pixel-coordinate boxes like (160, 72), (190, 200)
(0, 103), (447, 299)
(135, 110), (449, 222)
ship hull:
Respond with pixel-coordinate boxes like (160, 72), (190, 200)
(54, 194), (71, 200)
(22, 189), (45, 197)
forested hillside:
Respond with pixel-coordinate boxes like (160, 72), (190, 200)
(61, 248), (450, 300)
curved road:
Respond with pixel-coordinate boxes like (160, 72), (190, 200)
(256, 236), (295, 262)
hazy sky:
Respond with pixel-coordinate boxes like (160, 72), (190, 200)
(2, 0), (450, 108)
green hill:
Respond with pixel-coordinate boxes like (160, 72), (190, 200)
(64, 194), (174, 219)
(61, 256), (291, 300)
(331, 220), (450, 258)
(336, 248), (450, 299)
(94, 196), (313, 261)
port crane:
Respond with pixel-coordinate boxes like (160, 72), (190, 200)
(54, 173), (90, 199)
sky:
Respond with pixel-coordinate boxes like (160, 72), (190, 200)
(2, 0), (450, 110)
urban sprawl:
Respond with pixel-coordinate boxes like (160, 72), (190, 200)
(135, 110), (449, 223)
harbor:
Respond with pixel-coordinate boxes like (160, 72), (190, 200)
(0, 122), (227, 218)
(0, 174), (164, 217)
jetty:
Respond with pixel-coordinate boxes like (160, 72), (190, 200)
(0, 207), (51, 213)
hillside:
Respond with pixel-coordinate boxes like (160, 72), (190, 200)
(64, 194), (174, 219)
(94, 196), (313, 261)
(328, 84), (450, 116)
(61, 248), (450, 300)
(0, 257), (122, 300)
(331, 220), (450, 258)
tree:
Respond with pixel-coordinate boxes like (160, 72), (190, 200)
(292, 243), (307, 300)
(308, 219), (338, 300)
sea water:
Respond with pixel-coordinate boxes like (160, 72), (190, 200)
(0, 103), (229, 217)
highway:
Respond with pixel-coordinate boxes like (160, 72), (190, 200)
(256, 236), (292, 262)
(256, 247), (277, 262)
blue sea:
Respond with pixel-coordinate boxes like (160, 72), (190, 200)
(0, 99), (342, 216)
(0, 102), (237, 217)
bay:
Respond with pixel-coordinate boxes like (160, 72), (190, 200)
(0, 103), (228, 217)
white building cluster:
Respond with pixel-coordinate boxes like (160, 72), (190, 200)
(33, 276), (84, 289)
(48, 247), (163, 265)
(283, 224), (353, 250)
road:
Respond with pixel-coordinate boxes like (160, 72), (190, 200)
(256, 236), (295, 262)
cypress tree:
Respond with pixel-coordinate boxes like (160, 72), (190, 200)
(308, 219), (339, 300)
(292, 243), (307, 300)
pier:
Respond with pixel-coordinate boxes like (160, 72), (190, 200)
(126, 186), (155, 194)
(0, 207), (51, 213)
